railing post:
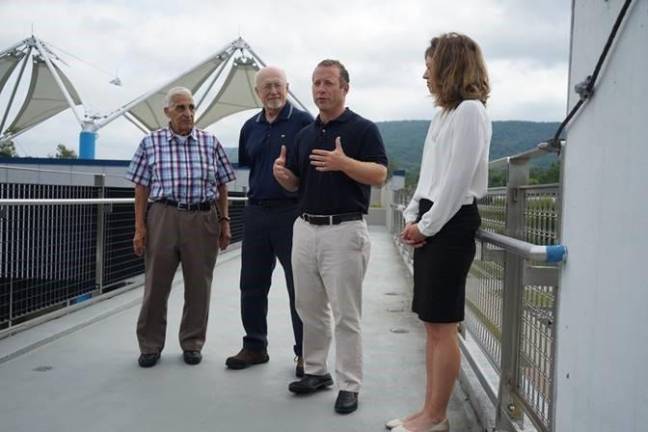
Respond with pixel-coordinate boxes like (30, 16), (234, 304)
(386, 188), (395, 233)
(94, 175), (105, 294)
(496, 158), (529, 430)
(8, 278), (12, 328)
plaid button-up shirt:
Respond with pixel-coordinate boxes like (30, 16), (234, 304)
(126, 127), (236, 204)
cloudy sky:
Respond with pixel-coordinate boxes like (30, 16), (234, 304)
(0, 0), (571, 160)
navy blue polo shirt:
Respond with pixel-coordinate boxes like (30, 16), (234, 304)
(238, 101), (313, 200)
(287, 108), (388, 215)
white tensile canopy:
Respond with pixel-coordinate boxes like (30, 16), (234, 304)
(115, 37), (309, 133)
(126, 54), (229, 131)
(195, 58), (261, 129)
(0, 37), (84, 143)
(0, 36), (309, 145)
(0, 53), (21, 91)
(5, 58), (82, 136)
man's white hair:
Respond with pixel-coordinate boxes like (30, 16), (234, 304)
(255, 66), (288, 88)
(164, 87), (193, 108)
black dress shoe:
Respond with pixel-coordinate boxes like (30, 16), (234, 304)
(138, 352), (160, 368)
(288, 373), (334, 394)
(334, 390), (359, 414)
(225, 348), (269, 369)
(183, 351), (202, 365)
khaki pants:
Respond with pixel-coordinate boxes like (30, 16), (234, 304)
(137, 203), (220, 354)
(292, 217), (371, 392)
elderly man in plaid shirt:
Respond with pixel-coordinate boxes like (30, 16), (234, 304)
(127, 86), (236, 368)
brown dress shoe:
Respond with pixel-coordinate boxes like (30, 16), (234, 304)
(225, 348), (269, 369)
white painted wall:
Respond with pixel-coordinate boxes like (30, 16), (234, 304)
(555, 1), (648, 431)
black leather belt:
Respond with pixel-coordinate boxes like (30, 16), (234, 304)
(248, 198), (298, 208)
(156, 198), (213, 211)
(301, 212), (363, 225)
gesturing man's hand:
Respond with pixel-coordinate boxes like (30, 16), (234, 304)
(273, 145), (291, 181)
(310, 136), (349, 172)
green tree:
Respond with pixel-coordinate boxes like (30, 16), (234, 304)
(530, 162), (560, 184)
(489, 168), (507, 187)
(0, 140), (18, 157)
(54, 144), (78, 159)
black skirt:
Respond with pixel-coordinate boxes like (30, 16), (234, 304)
(412, 199), (481, 323)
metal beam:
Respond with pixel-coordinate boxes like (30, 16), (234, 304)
(93, 39), (240, 130)
(0, 38), (30, 58)
(32, 37), (84, 126)
(123, 112), (151, 134)
(0, 47), (31, 133)
(195, 55), (230, 110)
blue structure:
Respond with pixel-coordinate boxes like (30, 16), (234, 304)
(79, 130), (97, 159)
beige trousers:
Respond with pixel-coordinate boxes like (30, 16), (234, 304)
(137, 202), (220, 354)
(292, 217), (371, 392)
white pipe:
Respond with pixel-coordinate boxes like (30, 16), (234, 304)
(0, 37), (30, 58)
(32, 37), (84, 126)
(0, 197), (248, 205)
(123, 112), (151, 134)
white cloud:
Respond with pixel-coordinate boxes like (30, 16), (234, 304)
(0, 0), (571, 158)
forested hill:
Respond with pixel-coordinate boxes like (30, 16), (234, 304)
(376, 120), (561, 175)
(224, 120), (561, 177)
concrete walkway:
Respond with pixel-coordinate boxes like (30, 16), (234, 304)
(0, 227), (480, 432)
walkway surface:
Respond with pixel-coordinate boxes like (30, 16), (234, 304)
(0, 227), (480, 432)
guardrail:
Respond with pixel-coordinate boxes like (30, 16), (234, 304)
(0, 180), (247, 334)
(388, 142), (565, 432)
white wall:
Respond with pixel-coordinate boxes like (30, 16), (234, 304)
(555, 1), (648, 431)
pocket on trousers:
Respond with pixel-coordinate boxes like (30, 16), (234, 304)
(203, 208), (220, 236)
(351, 222), (370, 251)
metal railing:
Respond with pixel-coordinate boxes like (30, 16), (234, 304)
(0, 177), (247, 333)
(388, 145), (565, 432)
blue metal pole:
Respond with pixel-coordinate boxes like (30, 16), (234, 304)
(79, 130), (96, 159)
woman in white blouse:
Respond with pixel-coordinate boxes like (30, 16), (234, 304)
(387, 33), (491, 432)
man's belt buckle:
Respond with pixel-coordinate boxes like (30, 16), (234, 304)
(177, 202), (191, 211)
(303, 213), (336, 225)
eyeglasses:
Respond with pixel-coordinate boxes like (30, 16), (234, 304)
(172, 103), (195, 113)
(260, 82), (286, 92)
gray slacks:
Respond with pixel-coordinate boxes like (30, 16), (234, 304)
(137, 202), (220, 354)
(292, 217), (371, 392)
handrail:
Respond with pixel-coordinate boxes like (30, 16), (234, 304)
(477, 229), (567, 263)
(488, 141), (561, 170)
(391, 203), (567, 264)
(0, 197), (248, 205)
(0, 164), (105, 177)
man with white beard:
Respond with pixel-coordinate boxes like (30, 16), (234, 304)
(226, 66), (313, 377)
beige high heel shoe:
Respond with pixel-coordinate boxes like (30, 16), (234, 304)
(392, 418), (449, 432)
(385, 418), (403, 429)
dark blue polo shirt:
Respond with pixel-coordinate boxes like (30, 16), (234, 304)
(287, 108), (388, 215)
(239, 102), (313, 200)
